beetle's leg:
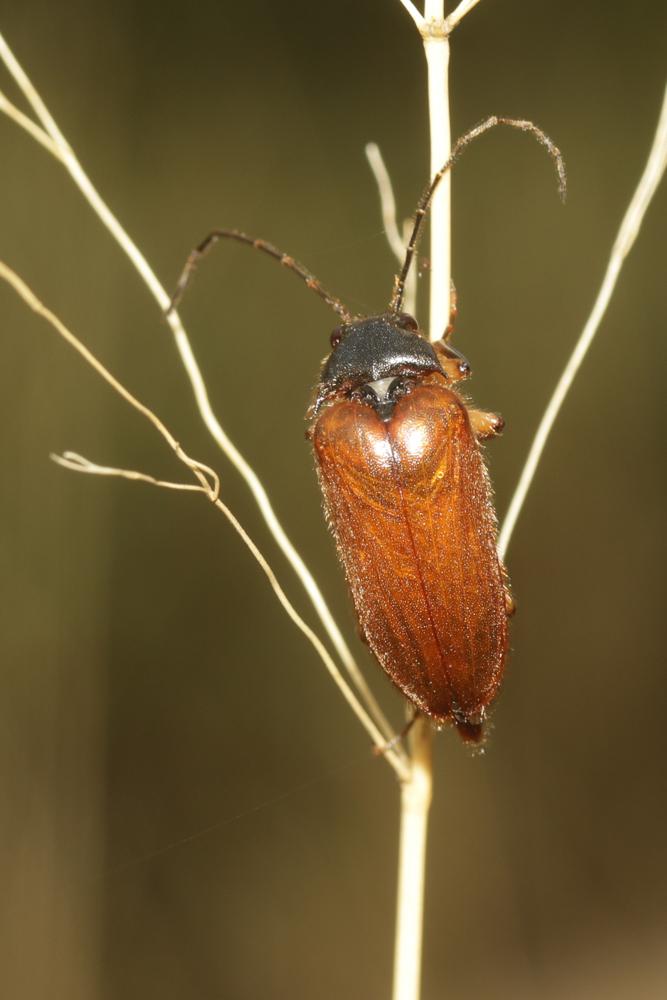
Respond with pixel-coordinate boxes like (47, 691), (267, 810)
(372, 710), (419, 758)
(433, 281), (470, 382)
(468, 408), (505, 439)
(356, 619), (370, 647)
(434, 285), (469, 381)
(347, 593), (370, 646)
(434, 340), (471, 382)
(443, 280), (458, 341)
(500, 562), (516, 617)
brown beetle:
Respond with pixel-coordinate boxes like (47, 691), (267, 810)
(168, 116), (565, 743)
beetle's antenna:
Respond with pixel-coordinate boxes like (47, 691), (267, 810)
(389, 116), (567, 314)
(167, 229), (353, 323)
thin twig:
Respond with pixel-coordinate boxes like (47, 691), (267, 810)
(0, 89), (62, 158)
(0, 259), (410, 781)
(392, 716), (432, 1000)
(498, 82), (667, 561)
(445, 0), (483, 32)
(0, 28), (403, 760)
(51, 452), (204, 491)
(391, 0), (450, 997)
(423, 0), (451, 343)
(397, 0), (425, 30)
(419, 0), (484, 342)
(365, 143), (418, 317)
(365, 143), (406, 260)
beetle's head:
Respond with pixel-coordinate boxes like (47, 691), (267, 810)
(311, 313), (445, 420)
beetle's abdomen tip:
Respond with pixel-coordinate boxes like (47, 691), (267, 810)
(450, 704), (487, 744)
(454, 717), (485, 744)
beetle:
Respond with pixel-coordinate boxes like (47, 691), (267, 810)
(310, 309), (509, 743)
(167, 116), (565, 743)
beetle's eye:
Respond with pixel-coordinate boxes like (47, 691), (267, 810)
(330, 326), (346, 348)
(397, 313), (419, 332)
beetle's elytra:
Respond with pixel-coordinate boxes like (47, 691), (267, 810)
(309, 313), (511, 742)
(167, 116), (565, 744)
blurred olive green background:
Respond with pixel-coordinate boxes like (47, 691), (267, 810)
(1, 1), (665, 997)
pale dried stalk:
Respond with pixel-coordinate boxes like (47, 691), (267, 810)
(498, 81), (667, 561)
(0, 259), (410, 780)
(392, 718), (432, 1000)
(397, 0), (425, 29)
(365, 143), (418, 317)
(391, 3), (483, 999)
(423, 0), (451, 345)
(364, 143), (407, 262)
(398, 0), (480, 32)
(0, 29), (402, 761)
(51, 452), (206, 491)
(445, 0), (483, 32)
(394, 0), (453, 342)
(0, 89), (61, 157)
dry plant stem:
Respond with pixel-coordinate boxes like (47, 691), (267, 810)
(392, 3), (483, 1000)
(51, 452), (206, 492)
(497, 81), (667, 561)
(0, 31), (402, 760)
(422, 0), (451, 343)
(392, 716), (433, 1000)
(403, 0), (484, 341)
(365, 143), (418, 317)
(397, 0), (425, 29)
(398, 0), (481, 32)
(0, 260), (410, 781)
(0, 89), (61, 157)
(445, 0), (483, 31)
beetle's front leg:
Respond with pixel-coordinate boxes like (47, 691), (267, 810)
(443, 280), (458, 341)
(468, 408), (505, 440)
(433, 339), (471, 383)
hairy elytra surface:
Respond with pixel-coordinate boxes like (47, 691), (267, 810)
(311, 363), (510, 743)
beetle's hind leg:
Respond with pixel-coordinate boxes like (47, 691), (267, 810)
(468, 407), (505, 440)
(372, 710), (420, 758)
(500, 562), (516, 617)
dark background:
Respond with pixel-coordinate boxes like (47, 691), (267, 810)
(1, 1), (665, 997)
